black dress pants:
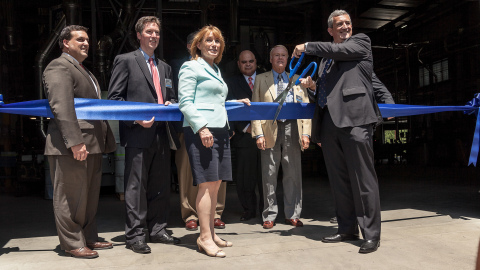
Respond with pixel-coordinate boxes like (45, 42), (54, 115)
(124, 127), (171, 244)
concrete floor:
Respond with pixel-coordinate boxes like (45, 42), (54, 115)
(1, 165), (480, 269)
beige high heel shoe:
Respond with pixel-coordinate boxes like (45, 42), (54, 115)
(214, 238), (233, 248)
(197, 238), (226, 258)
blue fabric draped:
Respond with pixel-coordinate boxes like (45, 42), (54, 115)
(465, 93), (480, 166)
(0, 94), (479, 166)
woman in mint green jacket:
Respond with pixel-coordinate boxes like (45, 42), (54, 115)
(178, 25), (249, 258)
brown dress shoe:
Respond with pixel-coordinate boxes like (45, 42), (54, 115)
(214, 218), (225, 229)
(87, 241), (113, 250)
(65, 247), (98, 259)
(263, 221), (275, 229)
(285, 218), (303, 227)
(186, 219), (198, 231)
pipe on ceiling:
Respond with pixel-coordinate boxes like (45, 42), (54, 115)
(63, 0), (82, 26)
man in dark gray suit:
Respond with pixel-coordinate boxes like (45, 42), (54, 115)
(44, 25), (117, 258)
(226, 50), (263, 221)
(293, 9), (394, 254)
(108, 16), (180, 254)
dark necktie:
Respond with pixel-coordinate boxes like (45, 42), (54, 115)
(317, 59), (332, 108)
(277, 74), (286, 122)
(277, 74), (285, 97)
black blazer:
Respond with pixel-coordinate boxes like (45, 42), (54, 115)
(108, 49), (180, 149)
(306, 34), (394, 142)
(226, 74), (256, 148)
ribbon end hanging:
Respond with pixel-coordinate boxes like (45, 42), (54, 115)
(467, 107), (480, 167)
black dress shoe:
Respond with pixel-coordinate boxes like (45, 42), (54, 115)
(150, 233), (181, 245)
(126, 240), (151, 254)
(359, 240), (380, 254)
(322, 233), (360, 243)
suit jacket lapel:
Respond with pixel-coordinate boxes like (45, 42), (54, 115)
(61, 54), (99, 98)
(198, 58), (223, 84)
(134, 50), (157, 98)
(238, 75), (253, 99)
(81, 65), (101, 98)
(90, 73), (101, 98)
(266, 71), (275, 100)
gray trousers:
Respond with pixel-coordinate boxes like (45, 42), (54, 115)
(261, 120), (303, 222)
(320, 109), (381, 241)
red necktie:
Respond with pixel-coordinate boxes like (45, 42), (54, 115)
(248, 76), (254, 91)
(148, 57), (164, 104)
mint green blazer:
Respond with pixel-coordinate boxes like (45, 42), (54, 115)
(178, 58), (229, 133)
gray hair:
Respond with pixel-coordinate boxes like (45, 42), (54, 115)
(327, 10), (350, 28)
(269, 45), (288, 57)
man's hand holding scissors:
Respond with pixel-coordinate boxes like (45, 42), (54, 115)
(292, 44), (306, 58)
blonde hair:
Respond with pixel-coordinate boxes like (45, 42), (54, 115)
(190, 25), (225, 64)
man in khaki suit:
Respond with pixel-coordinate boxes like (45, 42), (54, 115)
(251, 45), (311, 229)
(43, 25), (116, 259)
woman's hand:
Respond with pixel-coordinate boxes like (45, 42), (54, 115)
(237, 98), (251, 106)
(199, 127), (214, 148)
(299, 76), (316, 90)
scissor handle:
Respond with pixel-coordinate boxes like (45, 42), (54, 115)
(289, 52), (305, 79)
(294, 62), (318, 85)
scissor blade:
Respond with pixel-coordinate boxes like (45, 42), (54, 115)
(272, 94), (288, 124)
(273, 82), (294, 102)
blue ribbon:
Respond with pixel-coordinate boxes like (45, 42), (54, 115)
(465, 94), (480, 166)
(1, 94), (479, 165)
(0, 98), (315, 121)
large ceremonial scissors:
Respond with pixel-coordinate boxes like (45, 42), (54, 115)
(272, 52), (317, 124)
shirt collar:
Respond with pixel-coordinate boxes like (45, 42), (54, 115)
(272, 70), (288, 84)
(139, 48), (155, 65)
(63, 52), (80, 64)
(243, 72), (256, 82)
